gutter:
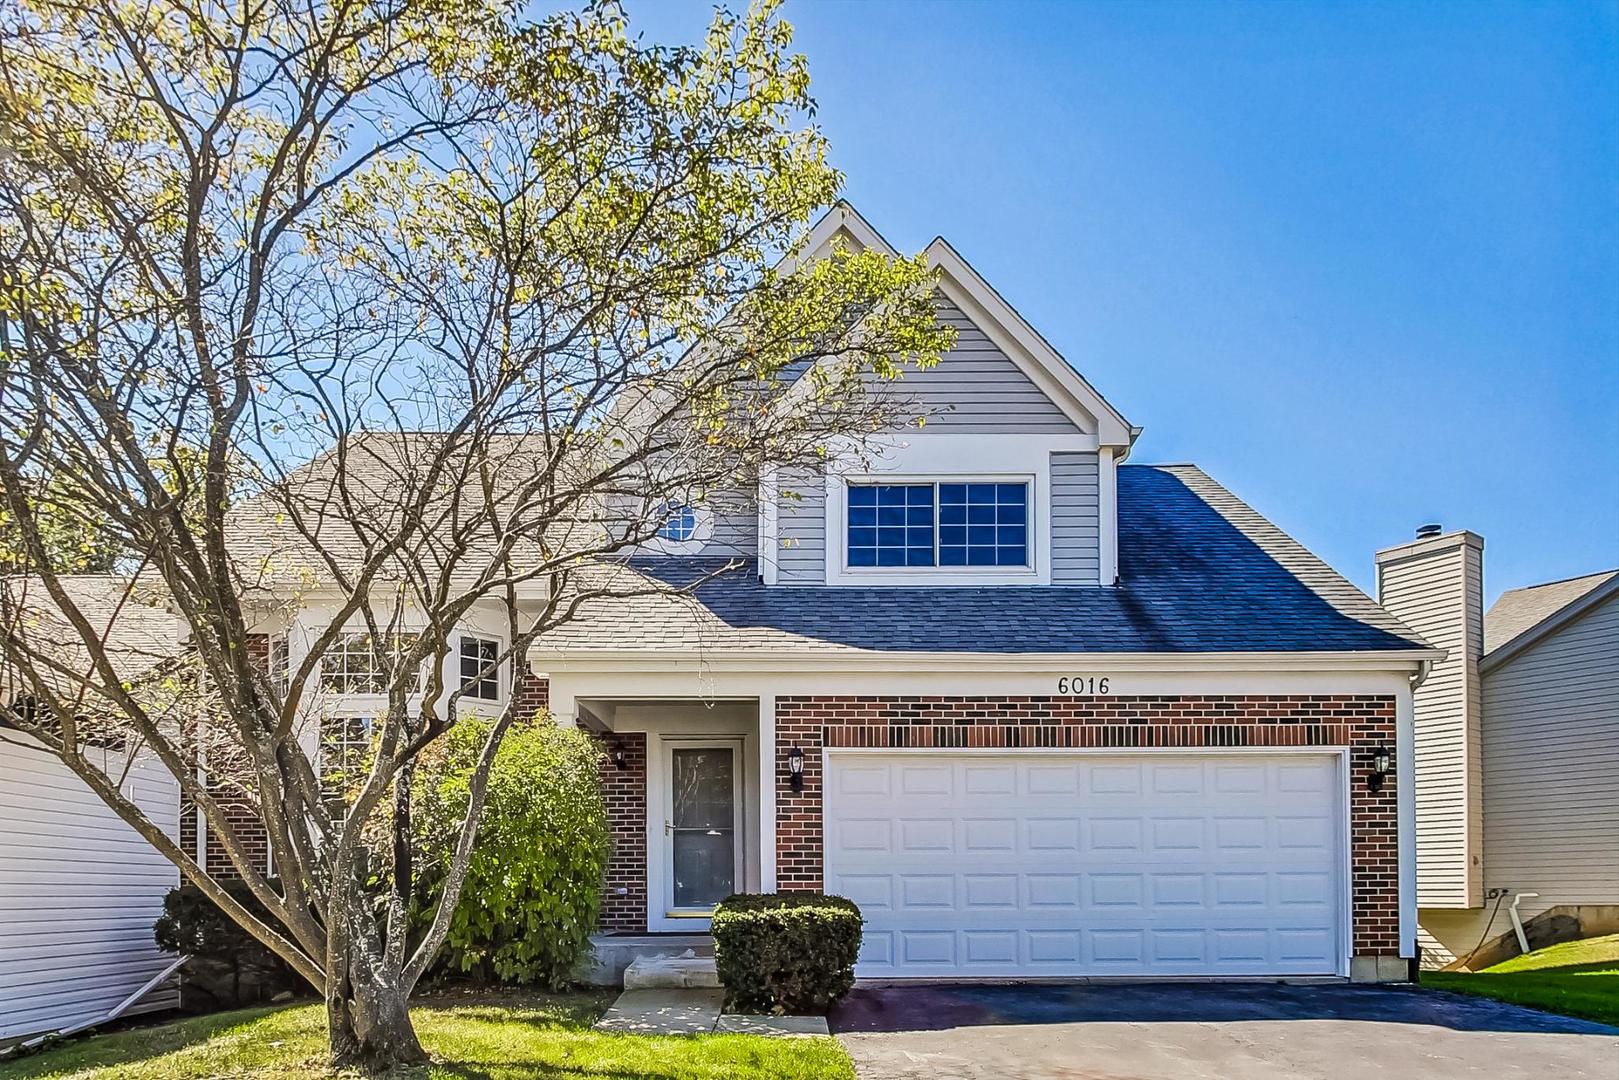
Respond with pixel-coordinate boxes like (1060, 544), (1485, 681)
(532, 648), (1443, 675)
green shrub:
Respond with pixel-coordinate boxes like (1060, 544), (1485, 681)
(711, 892), (863, 1014)
(411, 719), (610, 988)
(153, 878), (303, 1009)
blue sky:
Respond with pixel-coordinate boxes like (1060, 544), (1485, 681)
(631, 1), (1619, 603)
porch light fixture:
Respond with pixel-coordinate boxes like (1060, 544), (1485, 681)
(610, 742), (628, 771)
(787, 744), (805, 792)
(1367, 743), (1392, 793)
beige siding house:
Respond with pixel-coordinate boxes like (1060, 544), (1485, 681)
(1377, 535), (1619, 968)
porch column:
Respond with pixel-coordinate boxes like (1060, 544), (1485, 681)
(759, 692), (777, 893)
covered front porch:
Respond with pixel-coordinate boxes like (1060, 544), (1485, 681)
(575, 695), (776, 938)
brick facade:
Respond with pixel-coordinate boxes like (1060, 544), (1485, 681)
(774, 694), (1401, 958)
(514, 671), (550, 718)
(595, 731), (649, 931)
(181, 635), (273, 878)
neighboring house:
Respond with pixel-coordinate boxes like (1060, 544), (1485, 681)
(1376, 530), (1619, 968)
(0, 576), (184, 1042)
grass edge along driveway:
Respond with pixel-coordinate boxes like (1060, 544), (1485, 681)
(0, 990), (855, 1080)
(1421, 933), (1619, 1027)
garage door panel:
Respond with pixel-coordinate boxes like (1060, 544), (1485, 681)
(826, 752), (1345, 978)
(962, 818), (1017, 852)
(963, 874), (1019, 909)
(1025, 765), (1080, 795)
(1026, 818), (1081, 850)
(897, 818), (953, 852)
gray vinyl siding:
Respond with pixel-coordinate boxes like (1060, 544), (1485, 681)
(1479, 591), (1619, 905)
(1050, 451), (1100, 584)
(775, 466), (826, 584)
(693, 501), (757, 558)
(871, 297), (1083, 434)
(1376, 536), (1484, 908)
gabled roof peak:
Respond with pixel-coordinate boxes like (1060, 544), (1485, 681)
(791, 200), (1137, 448)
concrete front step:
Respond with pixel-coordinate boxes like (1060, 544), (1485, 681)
(623, 950), (721, 990)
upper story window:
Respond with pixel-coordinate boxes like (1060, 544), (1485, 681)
(658, 502), (699, 542)
(847, 481), (1029, 569)
(320, 633), (421, 694)
(459, 635), (500, 701)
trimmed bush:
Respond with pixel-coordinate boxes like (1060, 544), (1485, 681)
(153, 878), (302, 1010)
(410, 719), (610, 988)
(711, 892), (863, 1014)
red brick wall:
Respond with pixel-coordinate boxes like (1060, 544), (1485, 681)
(775, 694), (1401, 958)
(595, 732), (648, 931)
(514, 671), (550, 718)
(185, 635), (274, 878)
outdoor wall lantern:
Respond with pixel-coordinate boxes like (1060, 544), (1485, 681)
(787, 744), (805, 792)
(610, 741), (628, 771)
(1367, 743), (1392, 793)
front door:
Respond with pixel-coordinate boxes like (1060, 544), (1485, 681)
(662, 740), (743, 920)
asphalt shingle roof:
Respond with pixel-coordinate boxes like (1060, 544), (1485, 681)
(535, 464), (1427, 656)
(1484, 570), (1618, 656)
(0, 574), (183, 700)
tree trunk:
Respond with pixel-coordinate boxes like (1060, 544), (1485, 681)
(327, 973), (426, 1070)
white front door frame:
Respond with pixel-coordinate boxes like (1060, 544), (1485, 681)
(647, 735), (745, 932)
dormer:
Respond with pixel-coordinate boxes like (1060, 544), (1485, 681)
(759, 203), (1137, 587)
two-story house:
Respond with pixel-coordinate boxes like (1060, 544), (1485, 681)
(515, 204), (1432, 984)
(18, 204), (1434, 1006)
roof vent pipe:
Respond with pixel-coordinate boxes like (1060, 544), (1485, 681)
(1416, 523), (1443, 539)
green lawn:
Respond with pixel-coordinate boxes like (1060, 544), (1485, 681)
(0, 991), (854, 1080)
(1422, 933), (1619, 1027)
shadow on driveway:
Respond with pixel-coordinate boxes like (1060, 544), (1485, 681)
(829, 981), (1619, 1036)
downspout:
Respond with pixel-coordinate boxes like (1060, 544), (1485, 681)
(1403, 657), (1434, 981)
(4, 955), (190, 1055)
(1509, 893), (1539, 955)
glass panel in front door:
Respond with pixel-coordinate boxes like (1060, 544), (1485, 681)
(670, 747), (735, 908)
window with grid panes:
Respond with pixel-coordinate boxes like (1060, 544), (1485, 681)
(846, 481), (1029, 569)
(319, 633), (421, 694)
(459, 635), (500, 700)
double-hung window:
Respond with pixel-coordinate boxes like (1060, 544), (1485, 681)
(459, 635), (500, 701)
(847, 481), (1029, 569)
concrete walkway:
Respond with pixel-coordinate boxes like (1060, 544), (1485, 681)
(593, 988), (830, 1037)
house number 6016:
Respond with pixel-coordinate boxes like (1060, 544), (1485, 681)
(1057, 676), (1110, 694)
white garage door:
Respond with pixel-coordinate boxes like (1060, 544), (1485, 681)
(825, 751), (1346, 979)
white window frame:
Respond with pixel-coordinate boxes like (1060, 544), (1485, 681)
(319, 632), (423, 695)
(268, 633), (290, 695)
(832, 472), (1042, 586)
(821, 432), (1076, 587)
(844, 479), (1033, 573)
(457, 634), (502, 702)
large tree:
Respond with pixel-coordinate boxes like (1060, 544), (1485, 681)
(0, 0), (949, 1065)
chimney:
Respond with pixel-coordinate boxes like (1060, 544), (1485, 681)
(1375, 528), (1485, 910)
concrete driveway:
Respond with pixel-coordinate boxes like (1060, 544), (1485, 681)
(829, 983), (1619, 1080)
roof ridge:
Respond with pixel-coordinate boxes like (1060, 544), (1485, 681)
(1496, 568), (1619, 596)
